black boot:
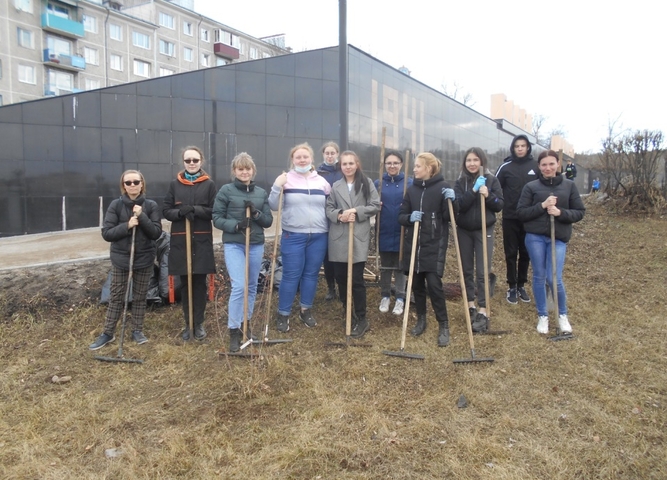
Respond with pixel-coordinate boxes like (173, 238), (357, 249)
(182, 320), (192, 341)
(438, 322), (450, 347)
(351, 315), (369, 338)
(411, 314), (427, 336)
(325, 283), (336, 301)
(229, 328), (242, 353)
(194, 322), (207, 340)
(472, 312), (489, 333)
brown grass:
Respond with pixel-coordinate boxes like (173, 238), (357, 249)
(1, 199), (666, 479)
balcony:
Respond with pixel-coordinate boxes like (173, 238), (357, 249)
(44, 86), (84, 97)
(213, 42), (240, 60)
(43, 49), (86, 71)
(41, 12), (84, 38)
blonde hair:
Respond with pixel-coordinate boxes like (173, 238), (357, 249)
(289, 142), (315, 171)
(415, 152), (441, 177)
(120, 170), (147, 195)
(230, 152), (257, 179)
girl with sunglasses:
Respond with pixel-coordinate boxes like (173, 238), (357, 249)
(163, 146), (218, 341)
(90, 170), (162, 350)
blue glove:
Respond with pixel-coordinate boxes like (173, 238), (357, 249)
(442, 188), (455, 201)
(472, 176), (486, 192)
(409, 211), (423, 223)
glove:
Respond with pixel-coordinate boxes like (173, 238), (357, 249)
(472, 176), (486, 192)
(236, 217), (251, 232)
(409, 211), (423, 223)
(243, 200), (260, 218)
(442, 188), (456, 201)
(179, 205), (194, 217)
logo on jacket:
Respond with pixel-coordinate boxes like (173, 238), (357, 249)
(528, 169), (536, 175)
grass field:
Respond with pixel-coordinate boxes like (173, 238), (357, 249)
(1, 199), (665, 479)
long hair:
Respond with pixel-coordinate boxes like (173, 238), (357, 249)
(461, 147), (488, 178)
(340, 150), (370, 201)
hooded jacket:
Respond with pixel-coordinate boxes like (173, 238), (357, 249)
(163, 170), (217, 275)
(454, 171), (504, 231)
(516, 173), (585, 243)
(212, 178), (273, 245)
(102, 194), (162, 270)
(374, 172), (412, 252)
(398, 173), (456, 276)
(495, 134), (538, 220)
(317, 161), (344, 187)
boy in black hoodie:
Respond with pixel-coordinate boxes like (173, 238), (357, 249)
(495, 135), (538, 304)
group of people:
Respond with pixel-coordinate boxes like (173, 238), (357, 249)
(90, 133), (585, 353)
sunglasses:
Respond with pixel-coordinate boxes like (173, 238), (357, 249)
(124, 180), (142, 186)
(184, 158), (201, 164)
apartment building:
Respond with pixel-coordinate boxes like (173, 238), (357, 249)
(0, 0), (288, 105)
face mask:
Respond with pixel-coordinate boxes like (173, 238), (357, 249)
(294, 165), (311, 174)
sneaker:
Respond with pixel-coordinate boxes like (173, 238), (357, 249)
(506, 288), (518, 305)
(379, 297), (391, 313)
(89, 333), (115, 351)
(472, 312), (489, 333)
(558, 314), (572, 334)
(537, 315), (549, 334)
(391, 299), (405, 316)
(517, 287), (531, 303)
(299, 309), (317, 328)
(276, 314), (290, 333)
(132, 331), (148, 345)
(351, 316), (369, 338)
(181, 328), (191, 341)
(437, 323), (450, 347)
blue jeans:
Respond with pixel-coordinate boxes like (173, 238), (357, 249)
(278, 231), (328, 315)
(524, 233), (567, 317)
(224, 243), (264, 329)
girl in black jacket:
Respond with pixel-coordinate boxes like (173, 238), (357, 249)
(517, 150), (585, 336)
(398, 152), (457, 347)
(90, 170), (162, 351)
(163, 146), (217, 341)
(454, 147), (504, 332)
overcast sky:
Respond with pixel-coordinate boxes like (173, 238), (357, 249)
(196, 0), (666, 153)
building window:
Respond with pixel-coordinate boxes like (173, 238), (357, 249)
(159, 12), (174, 29)
(17, 28), (34, 49)
(133, 59), (151, 77)
(183, 21), (193, 36)
(201, 28), (209, 42)
(109, 24), (122, 41)
(84, 47), (99, 65)
(47, 2), (70, 19)
(84, 78), (101, 90)
(48, 69), (73, 93)
(132, 31), (150, 49)
(201, 53), (210, 67)
(159, 67), (174, 77)
(249, 47), (258, 60)
(184, 47), (193, 62)
(159, 39), (175, 57)
(18, 64), (36, 84)
(47, 36), (71, 55)
(216, 57), (227, 66)
(110, 54), (122, 71)
(216, 30), (240, 49)
(83, 15), (97, 33)
(15, 0), (33, 13)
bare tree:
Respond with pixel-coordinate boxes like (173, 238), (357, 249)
(532, 114), (548, 146)
(441, 81), (476, 107)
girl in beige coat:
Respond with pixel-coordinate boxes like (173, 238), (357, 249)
(325, 151), (380, 337)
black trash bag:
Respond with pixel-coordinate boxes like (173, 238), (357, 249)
(257, 255), (282, 293)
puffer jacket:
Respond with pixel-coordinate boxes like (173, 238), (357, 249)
(317, 161), (343, 187)
(374, 172), (412, 252)
(102, 194), (162, 270)
(454, 171), (504, 231)
(212, 178), (273, 244)
(516, 173), (585, 242)
(162, 171), (217, 275)
(398, 173), (456, 276)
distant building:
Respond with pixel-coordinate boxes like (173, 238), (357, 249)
(0, 0), (289, 105)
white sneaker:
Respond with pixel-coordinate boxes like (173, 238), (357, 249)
(379, 297), (390, 313)
(392, 299), (405, 315)
(537, 316), (549, 334)
(558, 314), (572, 334)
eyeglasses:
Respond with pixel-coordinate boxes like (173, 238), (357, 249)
(124, 180), (141, 186)
(184, 158), (201, 164)
(385, 162), (401, 166)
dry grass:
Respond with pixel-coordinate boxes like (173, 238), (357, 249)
(1, 200), (666, 479)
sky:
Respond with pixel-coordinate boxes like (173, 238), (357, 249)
(195, 0), (666, 153)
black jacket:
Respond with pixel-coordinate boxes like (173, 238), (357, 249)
(454, 172), (504, 231)
(102, 194), (162, 270)
(516, 173), (585, 243)
(398, 173), (456, 276)
(496, 135), (538, 220)
(162, 171), (217, 275)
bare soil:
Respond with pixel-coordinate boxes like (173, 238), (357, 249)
(1, 198), (666, 479)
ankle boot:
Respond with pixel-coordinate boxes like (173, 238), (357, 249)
(194, 322), (206, 340)
(325, 283), (336, 301)
(411, 314), (427, 336)
(229, 328), (242, 352)
(182, 320), (192, 341)
(438, 322), (450, 347)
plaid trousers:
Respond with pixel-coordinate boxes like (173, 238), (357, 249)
(103, 264), (153, 335)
